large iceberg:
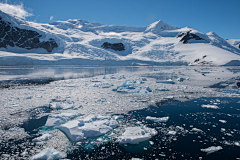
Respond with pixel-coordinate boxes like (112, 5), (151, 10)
(58, 115), (118, 142)
(45, 112), (81, 127)
(116, 126), (158, 144)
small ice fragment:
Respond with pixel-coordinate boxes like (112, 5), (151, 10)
(201, 104), (219, 109)
(149, 141), (154, 145)
(45, 113), (81, 127)
(97, 98), (106, 102)
(58, 115), (118, 142)
(221, 128), (226, 132)
(146, 116), (169, 122)
(235, 142), (240, 146)
(156, 79), (175, 84)
(200, 146), (223, 154)
(30, 148), (67, 160)
(191, 128), (203, 132)
(49, 100), (74, 110)
(118, 75), (126, 80)
(116, 126), (157, 144)
(32, 134), (52, 142)
(176, 126), (184, 130)
(167, 131), (177, 135)
(219, 120), (227, 123)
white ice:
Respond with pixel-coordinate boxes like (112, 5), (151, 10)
(116, 126), (158, 144)
(200, 146), (223, 154)
(89, 82), (114, 88)
(201, 104), (219, 109)
(32, 133), (52, 142)
(49, 100), (74, 110)
(117, 80), (152, 93)
(156, 79), (175, 84)
(45, 112), (81, 127)
(30, 148), (67, 160)
(219, 120), (227, 123)
(155, 86), (169, 91)
(58, 115), (118, 142)
(146, 116), (169, 122)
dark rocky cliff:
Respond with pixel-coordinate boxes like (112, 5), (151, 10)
(177, 30), (205, 44)
(0, 16), (58, 52)
(101, 42), (125, 51)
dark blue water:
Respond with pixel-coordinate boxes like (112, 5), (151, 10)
(66, 97), (240, 160)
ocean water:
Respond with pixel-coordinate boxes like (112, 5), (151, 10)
(0, 66), (240, 159)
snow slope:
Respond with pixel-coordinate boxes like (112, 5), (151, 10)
(0, 10), (240, 66)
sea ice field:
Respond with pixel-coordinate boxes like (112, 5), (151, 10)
(0, 66), (240, 159)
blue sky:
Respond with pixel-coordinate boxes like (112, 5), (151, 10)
(1, 0), (239, 39)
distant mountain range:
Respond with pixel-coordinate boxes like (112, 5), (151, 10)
(0, 10), (239, 66)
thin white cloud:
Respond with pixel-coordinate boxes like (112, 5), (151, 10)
(49, 15), (53, 21)
(0, 2), (33, 19)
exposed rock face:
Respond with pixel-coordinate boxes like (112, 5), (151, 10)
(0, 17), (58, 52)
(101, 42), (125, 51)
(177, 30), (204, 44)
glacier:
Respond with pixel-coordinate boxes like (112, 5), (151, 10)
(0, 10), (239, 66)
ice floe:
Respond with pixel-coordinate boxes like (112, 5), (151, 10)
(156, 79), (175, 84)
(32, 133), (52, 142)
(45, 113), (81, 127)
(116, 126), (158, 144)
(191, 128), (203, 132)
(146, 116), (169, 122)
(58, 115), (118, 141)
(8, 127), (25, 132)
(49, 100), (74, 110)
(167, 130), (177, 135)
(117, 80), (152, 93)
(201, 104), (219, 109)
(200, 146), (223, 154)
(30, 148), (67, 160)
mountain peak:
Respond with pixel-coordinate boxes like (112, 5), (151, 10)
(145, 20), (179, 34)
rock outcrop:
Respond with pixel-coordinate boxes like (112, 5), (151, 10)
(177, 30), (205, 44)
(0, 16), (58, 52)
(101, 42), (125, 51)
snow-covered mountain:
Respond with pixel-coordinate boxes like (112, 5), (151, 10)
(0, 10), (240, 66)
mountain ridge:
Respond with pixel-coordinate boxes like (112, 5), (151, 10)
(0, 10), (240, 66)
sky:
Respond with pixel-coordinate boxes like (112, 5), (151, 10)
(0, 0), (239, 39)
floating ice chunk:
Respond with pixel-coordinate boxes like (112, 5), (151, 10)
(117, 80), (152, 93)
(146, 116), (169, 122)
(32, 134), (52, 142)
(49, 100), (74, 110)
(45, 113), (81, 127)
(177, 77), (190, 82)
(58, 115), (118, 142)
(167, 130), (177, 135)
(155, 86), (169, 91)
(116, 126), (157, 144)
(90, 82), (114, 88)
(112, 115), (124, 120)
(191, 128), (203, 132)
(9, 127), (24, 132)
(156, 79), (175, 84)
(176, 126), (184, 130)
(235, 142), (240, 146)
(221, 128), (226, 132)
(30, 148), (67, 160)
(200, 146), (223, 154)
(219, 120), (227, 123)
(201, 104), (219, 109)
